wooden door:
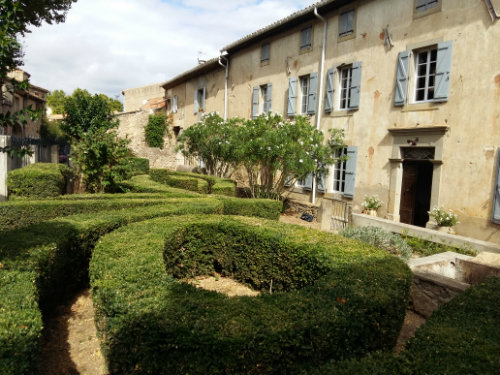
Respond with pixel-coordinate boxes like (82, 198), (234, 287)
(400, 161), (433, 227)
(400, 162), (418, 224)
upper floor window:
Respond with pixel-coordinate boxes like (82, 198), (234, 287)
(332, 147), (347, 193)
(251, 83), (272, 118)
(415, 0), (438, 12)
(194, 87), (205, 114)
(339, 65), (354, 110)
(339, 9), (355, 38)
(299, 75), (310, 114)
(300, 25), (312, 51)
(414, 47), (437, 102)
(261, 43), (270, 64)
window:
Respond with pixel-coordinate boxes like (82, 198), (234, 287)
(251, 83), (272, 118)
(194, 87), (205, 113)
(414, 47), (437, 102)
(260, 84), (269, 113)
(415, 0), (438, 12)
(332, 148), (347, 193)
(300, 76), (310, 114)
(339, 66), (353, 110)
(339, 9), (355, 38)
(261, 43), (270, 64)
(394, 41), (452, 106)
(300, 25), (312, 51)
(337, 62), (362, 110)
(173, 95), (178, 113)
(166, 98), (172, 113)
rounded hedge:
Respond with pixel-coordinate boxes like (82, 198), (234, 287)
(7, 163), (72, 199)
(91, 216), (412, 375)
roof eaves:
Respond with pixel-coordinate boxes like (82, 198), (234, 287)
(162, 57), (223, 90)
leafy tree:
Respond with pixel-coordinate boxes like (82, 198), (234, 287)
(61, 89), (118, 141)
(0, 0), (75, 155)
(177, 112), (242, 177)
(46, 89), (66, 114)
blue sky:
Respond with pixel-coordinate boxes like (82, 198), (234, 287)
(21, 0), (314, 99)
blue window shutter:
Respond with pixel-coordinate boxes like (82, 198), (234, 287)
(287, 77), (298, 116)
(307, 72), (318, 114)
(202, 87), (206, 110)
(434, 40), (453, 102)
(304, 173), (313, 190)
(348, 62), (362, 110)
(317, 173), (326, 192)
(324, 68), (335, 113)
(266, 83), (272, 113)
(194, 90), (199, 114)
(394, 50), (410, 106)
(252, 86), (259, 118)
(343, 146), (358, 198)
(492, 148), (500, 224)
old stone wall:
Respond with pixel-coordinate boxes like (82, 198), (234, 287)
(116, 110), (184, 169)
(122, 83), (165, 112)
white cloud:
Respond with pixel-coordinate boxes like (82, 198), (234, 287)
(20, 0), (314, 99)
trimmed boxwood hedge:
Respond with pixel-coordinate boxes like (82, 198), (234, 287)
(150, 168), (236, 196)
(312, 276), (500, 375)
(0, 196), (282, 375)
(7, 163), (72, 199)
(119, 174), (202, 196)
(90, 216), (412, 375)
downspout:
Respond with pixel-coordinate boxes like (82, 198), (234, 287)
(312, 6), (327, 205)
(218, 52), (229, 121)
(484, 0), (500, 21)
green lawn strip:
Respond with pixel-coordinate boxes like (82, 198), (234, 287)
(403, 234), (477, 257)
(91, 215), (412, 375)
(311, 277), (500, 375)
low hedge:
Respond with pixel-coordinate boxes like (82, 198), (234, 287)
(150, 169), (236, 196)
(219, 196), (282, 220)
(150, 168), (209, 193)
(125, 157), (149, 176)
(313, 276), (500, 375)
(7, 163), (72, 199)
(119, 174), (201, 196)
(0, 196), (282, 374)
(91, 216), (412, 375)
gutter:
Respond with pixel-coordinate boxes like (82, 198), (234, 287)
(484, 0), (500, 21)
(311, 6), (328, 205)
(218, 53), (229, 121)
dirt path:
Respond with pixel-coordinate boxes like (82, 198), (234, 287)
(38, 290), (107, 375)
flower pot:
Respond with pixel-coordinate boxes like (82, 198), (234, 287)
(364, 209), (378, 217)
(437, 226), (455, 235)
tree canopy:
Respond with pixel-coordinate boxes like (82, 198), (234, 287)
(47, 89), (123, 115)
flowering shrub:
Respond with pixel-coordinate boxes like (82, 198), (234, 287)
(429, 207), (459, 227)
(361, 195), (383, 210)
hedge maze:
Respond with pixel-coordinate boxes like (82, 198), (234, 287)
(1, 167), (499, 375)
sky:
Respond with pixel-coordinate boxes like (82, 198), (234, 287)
(20, 0), (315, 100)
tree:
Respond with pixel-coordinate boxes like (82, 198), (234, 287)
(46, 89), (66, 114)
(0, 0), (76, 155)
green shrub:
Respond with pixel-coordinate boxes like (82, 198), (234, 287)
(341, 226), (412, 260)
(145, 113), (168, 148)
(7, 163), (72, 198)
(150, 168), (209, 193)
(91, 216), (412, 375)
(219, 196), (282, 220)
(125, 157), (149, 176)
(119, 175), (202, 196)
(402, 233), (477, 257)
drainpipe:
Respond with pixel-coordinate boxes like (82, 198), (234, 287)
(218, 52), (229, 121)
(312, 6), (328, 205)
(484, 0), (500, 21)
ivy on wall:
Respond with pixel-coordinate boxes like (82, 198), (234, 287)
(145, 113), (169, 148)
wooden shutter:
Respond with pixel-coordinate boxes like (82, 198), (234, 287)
(252, 86), (259, 118)
(201, 87), (206, 110)
(394, 50), (410, 106)
(324, 68), (335, 113)
(348, 62), (362, 110)
(173, 96), (178, 113)
(317, 173), (326, 192)
(303, 173), (313, 190)
(343, 146), (358, 198)
(434, 40), (453, 101)
(492, 148), (500, 224)
(307, 72), (318, 114)
(261, 43), (270, 62)
(194, 89), (199, 114)
(265, 83), (272, 113)
(287, 77), (298, 116)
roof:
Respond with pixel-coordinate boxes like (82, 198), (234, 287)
(162, 57), (222, 90)
(222, 0), (352, 53)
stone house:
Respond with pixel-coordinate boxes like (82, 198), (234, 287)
(124, 0), (500, 243)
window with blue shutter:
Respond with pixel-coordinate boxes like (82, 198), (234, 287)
(300, 26), (312, 50)
(194, 89), (199, 114)
(265, 83), (272, 113)
(307, 72), (318, 114)
(339, 9), (355, 37)
(261, 43), (270, 63)
(324, 68), (335, 113)
(348, 62), (362, 110)
(492, 148), (500, 224)
(173, 95), (178, 113)
(317, 173), (326, 192)
(302, 173), (313, 190)
(287, 77), (298, 117)
(252, 86), (259, 118)
(394, 51), (410, 106)
(434, 40), (452, 101)
(343, 146), (358, 198)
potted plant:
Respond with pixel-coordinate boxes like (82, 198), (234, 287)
(428, 207), (458, 234)
(361, 195), (383, 216)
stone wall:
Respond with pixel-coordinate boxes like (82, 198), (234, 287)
(122, 83), (165, 112)
(116, 110), (184, 169)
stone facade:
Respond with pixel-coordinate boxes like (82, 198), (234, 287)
(122, 83), (166, 113)
(125, 0), (500, 242)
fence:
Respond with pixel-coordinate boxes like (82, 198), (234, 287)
(330, 197), (351, 231)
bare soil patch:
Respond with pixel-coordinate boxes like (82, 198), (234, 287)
(395, 310), (427, 354)
(279, 212), (321, 230)
(38, 290), (107, 375)
(187, 275), (260, 297)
